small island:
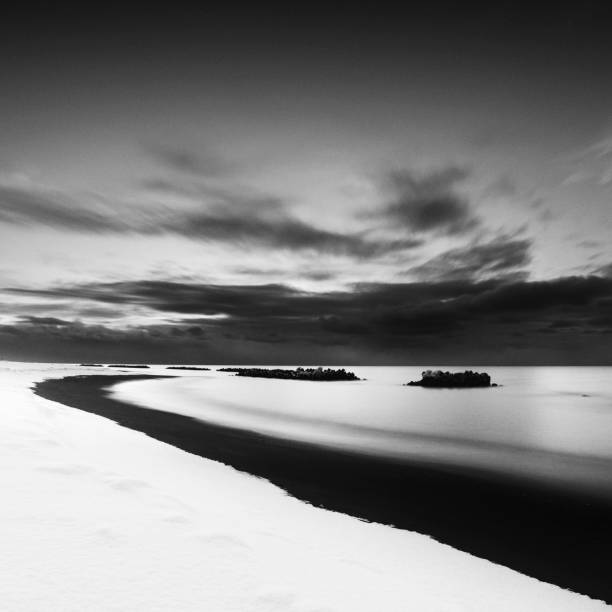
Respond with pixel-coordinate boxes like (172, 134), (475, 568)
(107, 364), (150, 369)
(79, 364), (104, 367)
(406, 370), (495, 388)
(217, 366), (360, 381)
(166, 366), (211, 371)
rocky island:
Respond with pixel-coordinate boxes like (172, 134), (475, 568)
(107, 364), (150, 369)
(217, 366), (360, 381)
(166, 366), (211, 371)
(406, 370), (495, 388)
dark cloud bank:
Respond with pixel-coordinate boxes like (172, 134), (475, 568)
(4, 274), (612, 364)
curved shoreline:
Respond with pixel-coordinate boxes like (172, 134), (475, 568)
(34, 374), (612, 603)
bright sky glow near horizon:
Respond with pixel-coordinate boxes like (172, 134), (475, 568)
(2, 3), (612, 364)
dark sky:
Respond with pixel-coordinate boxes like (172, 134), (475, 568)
(1, 2), (612, 363)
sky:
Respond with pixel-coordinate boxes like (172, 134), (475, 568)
(1, 2), (612, 364)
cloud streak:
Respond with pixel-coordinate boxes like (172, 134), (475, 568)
(0, 182), (420, 259)
(408, 236), (532, 282)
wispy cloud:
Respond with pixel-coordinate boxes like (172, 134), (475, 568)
(407, 235), (532, 282)
(0, 181), (421, 259)
(564, 134), (612, 186)
(0, 184), (124, 231)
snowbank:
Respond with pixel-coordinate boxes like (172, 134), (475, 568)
(0, 362), (608, 611)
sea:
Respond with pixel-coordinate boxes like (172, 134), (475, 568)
(112, 365), (612, 499)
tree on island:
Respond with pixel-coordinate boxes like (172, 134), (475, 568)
(406, 370), (495, 388)
(217, 366), (360, 381)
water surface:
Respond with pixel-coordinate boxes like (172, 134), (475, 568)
(113, 365), (612, 497)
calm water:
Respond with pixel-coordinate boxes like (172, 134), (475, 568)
(113, 366), (612, 497)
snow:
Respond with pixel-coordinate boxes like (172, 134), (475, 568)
(0, 362), (609, 611)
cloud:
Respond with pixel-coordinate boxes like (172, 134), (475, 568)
(377, 166), (480, 235)
(18, 315), (72, 326)
(167, 208), (422, 258)
(5, 274), (612, 364)
(470, 275), (612, 312)
(0, 184), (123, 231)
(483, 174), (517, 198)
(146, 145), (236, 177)
(0, 318), (213, 363)
(596, 262), (612, 278)
(577, 240), (602, 249)
(0, 181), (421, 259)
(7, 282), (342, 318)
(407, 236), (532, 282)
(566, 134), (612, 186)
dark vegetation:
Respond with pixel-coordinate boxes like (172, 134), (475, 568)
(217, 366), (359, 381)
(406, 370), (493, 388)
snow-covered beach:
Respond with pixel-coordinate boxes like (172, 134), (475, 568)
(1, 361), (610, 611)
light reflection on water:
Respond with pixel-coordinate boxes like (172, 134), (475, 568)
(112, 366), (612, 496)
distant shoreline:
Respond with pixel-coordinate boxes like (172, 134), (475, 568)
(34, 374), (612, 604)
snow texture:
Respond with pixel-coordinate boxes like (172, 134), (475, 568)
(0, 362), (609, 611)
